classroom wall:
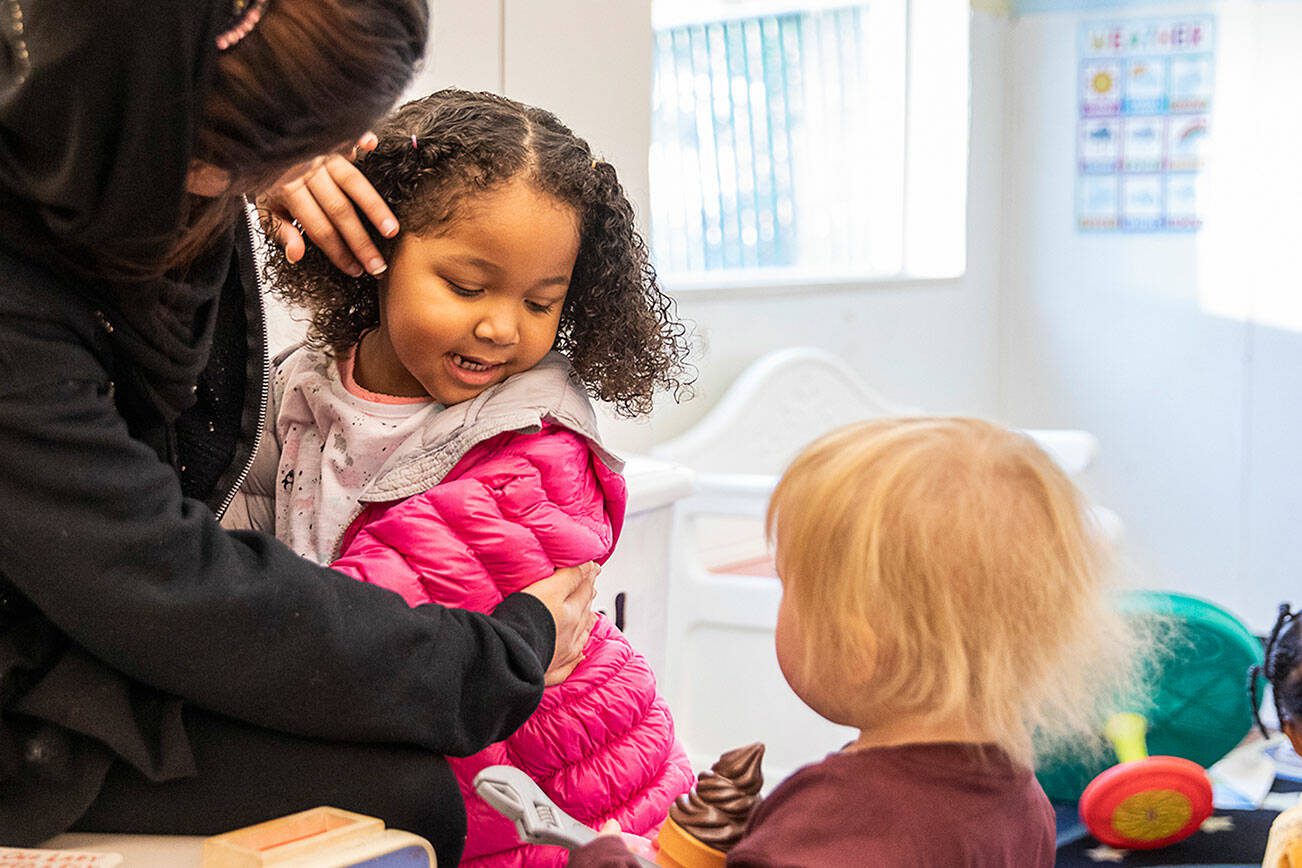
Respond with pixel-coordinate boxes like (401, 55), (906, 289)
(999, 1), (1302, 630)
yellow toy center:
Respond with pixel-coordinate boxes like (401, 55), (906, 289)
(1092, 71), (1113, 94)
(1110, 789), (1194, 842)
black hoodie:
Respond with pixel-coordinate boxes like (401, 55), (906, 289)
(0, 0), (554, 844)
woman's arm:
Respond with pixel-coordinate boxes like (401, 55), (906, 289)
(0, 299), (555, 757)
(333, 427), (619, 685)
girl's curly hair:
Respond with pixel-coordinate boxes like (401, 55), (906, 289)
(269, 88), (693, 416)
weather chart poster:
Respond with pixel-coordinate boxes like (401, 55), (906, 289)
(1076, 17), (1214, 233)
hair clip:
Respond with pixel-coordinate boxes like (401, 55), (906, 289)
(411, 134), (419, 150)
(216, 0), (269, 51)
(0, 0), (31, 100)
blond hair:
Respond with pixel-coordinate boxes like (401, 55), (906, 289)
(766, 417), (1140, 765)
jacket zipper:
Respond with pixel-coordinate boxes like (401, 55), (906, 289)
(329, 505), (367, 563)
(214, 207), (271, 522)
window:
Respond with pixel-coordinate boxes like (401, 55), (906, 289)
(650, 0), (969, 287)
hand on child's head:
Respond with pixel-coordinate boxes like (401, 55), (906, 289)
(260, 132), (399, 277)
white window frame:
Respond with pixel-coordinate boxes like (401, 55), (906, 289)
(650, 0), (970, 293)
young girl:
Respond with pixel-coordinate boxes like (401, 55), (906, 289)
(574, 417), (1139, 866)
(1255, 606), (1302, 868)
(262, 90), (695, 865)
(1253, 604), (1302, 749)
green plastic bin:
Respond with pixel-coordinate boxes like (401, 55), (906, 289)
(1036, 590), (1264, 803)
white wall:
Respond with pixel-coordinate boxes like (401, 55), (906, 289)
(405, 0), (503, 96)
(1000, 1), (1302, 631)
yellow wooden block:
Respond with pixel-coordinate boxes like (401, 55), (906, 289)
(201, 807), (434, 868)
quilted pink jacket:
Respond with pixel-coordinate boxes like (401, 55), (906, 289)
(325, 357), (693, 866)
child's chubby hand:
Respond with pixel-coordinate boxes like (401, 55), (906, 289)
(595, 821), (656, 860)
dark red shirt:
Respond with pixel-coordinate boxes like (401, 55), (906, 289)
(571, 743), (1055, 867)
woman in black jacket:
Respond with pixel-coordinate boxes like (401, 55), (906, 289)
(0, 1), (597, 860)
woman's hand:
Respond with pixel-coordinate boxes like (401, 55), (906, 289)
(259, 132), (399, 278)
(520, 562), (600, 686)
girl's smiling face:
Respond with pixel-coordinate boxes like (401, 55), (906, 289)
(356, 177), (580, 403)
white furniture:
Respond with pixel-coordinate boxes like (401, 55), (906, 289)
(594, 453), (694, 681)
(650, 347), (1119, 785)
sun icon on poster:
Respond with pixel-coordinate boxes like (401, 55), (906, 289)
(1092, 70), (1114, 94)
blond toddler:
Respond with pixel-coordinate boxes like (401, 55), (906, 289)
(574, 417), (1138, 866)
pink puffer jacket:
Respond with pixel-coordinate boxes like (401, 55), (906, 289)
(333, 423), (693, 866)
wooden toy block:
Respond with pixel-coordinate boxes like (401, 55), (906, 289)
(201, 806), (435, 867)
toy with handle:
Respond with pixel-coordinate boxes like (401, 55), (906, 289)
(1077, 712), (1213, 849)
(474, 765), (659, 867)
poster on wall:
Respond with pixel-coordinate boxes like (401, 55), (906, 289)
(1076, 17), (1214, 233)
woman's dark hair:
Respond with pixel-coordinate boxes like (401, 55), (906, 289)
(271, 89), (694, 417)
(169, 0), (428, 270)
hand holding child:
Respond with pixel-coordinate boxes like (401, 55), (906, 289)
(521, 562), (600, 685)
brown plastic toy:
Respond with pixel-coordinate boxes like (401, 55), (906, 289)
(656, 743), (765, 868)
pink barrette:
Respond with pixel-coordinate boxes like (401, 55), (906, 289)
(216, 0), (270, 51)
(411, 134), (419, 150)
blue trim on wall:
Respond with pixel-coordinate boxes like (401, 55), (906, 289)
(1016, 0), (1297, 11)
(1016, 0), (1210, 11)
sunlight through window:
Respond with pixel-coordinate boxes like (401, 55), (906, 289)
(651, 0), (969, 288)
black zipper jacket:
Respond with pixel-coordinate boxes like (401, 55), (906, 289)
(0, 223), (554, 843)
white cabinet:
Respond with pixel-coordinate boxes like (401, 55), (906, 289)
(596, 454), (694, 681)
